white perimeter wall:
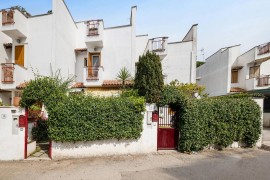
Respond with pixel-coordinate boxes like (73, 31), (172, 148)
(163, 41), (193, 84)
(253, 98), (264, 148)
(52, 104), (158, 158)
(0, 107), (25, 160)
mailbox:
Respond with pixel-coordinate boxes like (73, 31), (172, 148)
(152, 111), (159, 122)
(19, 115), (26, 127)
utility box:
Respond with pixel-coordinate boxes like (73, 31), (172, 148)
(19, 115), (26, 128)
(152, 111), (159, 122)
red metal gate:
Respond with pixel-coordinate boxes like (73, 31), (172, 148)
(157, 106), (179, 150)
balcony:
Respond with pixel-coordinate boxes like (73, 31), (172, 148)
(245, 75), (270, 91)
(257, 75), (270, 87)
(85, 20), (103, 47)
(83, 66), (104, 87)
(1, 63), (27, 90)
(0, 9), (28, 39)
(145, 37), (168, 59)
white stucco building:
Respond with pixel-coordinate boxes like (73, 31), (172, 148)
(196, 43), (270, 126)
(0, 0), (197, 103)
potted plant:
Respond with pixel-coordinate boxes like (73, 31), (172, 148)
(29, 103), (42, 119)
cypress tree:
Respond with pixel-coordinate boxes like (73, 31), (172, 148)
(134, 51), (164, 103)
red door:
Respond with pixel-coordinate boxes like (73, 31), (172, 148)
(158, 128), (178, 149)
(157, 106), (179, 150)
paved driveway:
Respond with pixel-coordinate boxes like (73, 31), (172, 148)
(0, 149), (270, 180)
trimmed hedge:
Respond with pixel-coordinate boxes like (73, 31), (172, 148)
(179, 97), (261, 152)
(47, 94), (145, 142)
(20, 75), (145, 142)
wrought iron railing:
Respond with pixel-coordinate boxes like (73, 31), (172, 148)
(1, 63), (15, 83)
(257, 75), (270, 87)
(86, 20), (100, 36)
(258, 43), (270, 55)
(86, 66), (100, 80)
(2, 9), (15, 25)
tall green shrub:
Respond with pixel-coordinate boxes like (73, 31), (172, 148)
(179, 98), (261, 152)
(134, 51), (164, 103)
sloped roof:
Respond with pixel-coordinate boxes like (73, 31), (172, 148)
(230, 87), (246, 93)
(71, 82), (85, 88)
(102, 80), (133, 87)
(16, 82), (29, 89)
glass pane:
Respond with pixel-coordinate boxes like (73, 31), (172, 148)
(92, 56), (100, 67)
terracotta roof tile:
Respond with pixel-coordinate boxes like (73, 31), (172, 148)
(75, 48), (87, 52)
(72, 82), (86, 88)
(102, 80), (133, 87)
(230, 87), (246, 93)
(16, 82), (29, 89)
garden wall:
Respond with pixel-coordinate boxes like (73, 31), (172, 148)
(51, 104), (158, 158)
(0, 107), (25, 160)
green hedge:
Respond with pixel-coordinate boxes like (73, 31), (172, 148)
(47, 94), (145, 142)
(179, 97), (261, 152)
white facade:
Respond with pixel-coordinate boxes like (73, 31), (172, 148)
(196, 43), (270, 127)
(0, 0), (197, 103)
(197, 43), (270, 95)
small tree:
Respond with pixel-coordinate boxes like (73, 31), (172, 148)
(134, 51), (164, 103)
(116, 67), (131, 89)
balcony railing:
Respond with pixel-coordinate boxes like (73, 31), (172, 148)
(86, 20), (100, 36)
(152, 37), (166, 52)
(258, 43), (270, 55)
(257, 75), (270, 87)
(86, 66), (100, 80)
(1, 63), (14, 83)
(2, 9), (15, 25)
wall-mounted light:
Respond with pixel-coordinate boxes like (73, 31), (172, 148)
(16, 39), (21, 44)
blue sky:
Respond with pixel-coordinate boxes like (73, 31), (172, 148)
(1, 0), (270, 60)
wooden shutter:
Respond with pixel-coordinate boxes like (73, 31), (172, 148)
(231, 70), (238, 83)
(15, 45), (24, 67)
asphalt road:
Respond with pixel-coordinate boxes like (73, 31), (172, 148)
(0, 149), (269, 180)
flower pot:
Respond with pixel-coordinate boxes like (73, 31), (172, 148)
(13, 96), (21, 107)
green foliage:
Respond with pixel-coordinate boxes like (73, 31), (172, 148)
(179, 97), (261, 152)
(21, 73), (145, 142)
(196, 61), (205, 68)
(20, 71), (74, 109)
(120, 89), (139, 98)
(48, 95), (145, 142)
(134, 51), (164, 103)
(169, 80), (208, 98)
(116, 67), (132, 88)
(158, 86), (261, 152)
(32, 120), (49, 142)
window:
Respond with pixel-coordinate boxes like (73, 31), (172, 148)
(231, 70), (238, 83)
(92, 55), (100, 67)
(249, 66), (260, 78)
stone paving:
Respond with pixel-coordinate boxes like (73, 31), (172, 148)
(27, 142), (50, 160)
